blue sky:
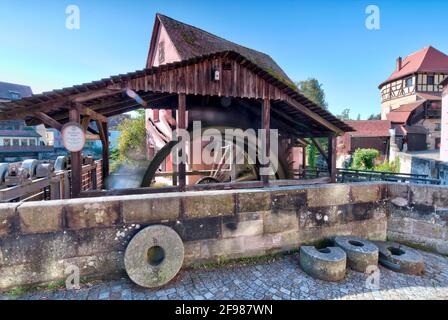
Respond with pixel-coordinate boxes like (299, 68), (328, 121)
(1, 0), (447, 119)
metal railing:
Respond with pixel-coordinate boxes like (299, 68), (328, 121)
(0, 161), (103, 203)
(336, 168), (440, 185)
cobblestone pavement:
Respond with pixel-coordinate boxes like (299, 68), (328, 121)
(2, 250), (448, 300)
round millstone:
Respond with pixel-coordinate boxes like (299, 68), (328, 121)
(334, 236), (379, 272)
(299, 246), (347, 282)
(374, 241), (424, 275)
(124, 225), (184, 288)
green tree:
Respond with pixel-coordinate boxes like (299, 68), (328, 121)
(116, 109), (146, 164)
(306, 143), (316, 169)
(337, 108), (351, 121)
(297, 78), (330, 170)
(368, 113), (381, 120)
(297, 78), (328, 110)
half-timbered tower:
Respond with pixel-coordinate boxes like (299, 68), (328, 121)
(379, 46), (448, 150)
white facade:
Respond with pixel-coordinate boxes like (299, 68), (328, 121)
(441, 90), (448, 161)
(0, 136), (40, 147)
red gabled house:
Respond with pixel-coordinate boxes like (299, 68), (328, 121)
(379, 46), (448, 151)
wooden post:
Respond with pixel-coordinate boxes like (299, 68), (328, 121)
(69, 108), (82, 198)
(177, 93), (187, 190)
(302, 145), (307, 178)
(328, 135), (337, 183)
(261, 98), (271, 185)
(97, 121), (109, 187)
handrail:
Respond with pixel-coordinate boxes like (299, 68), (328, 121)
(337, 168), (428, 178)
(336, 168), (439, 185)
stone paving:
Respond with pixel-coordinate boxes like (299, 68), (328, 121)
(2, 250), (448, 300)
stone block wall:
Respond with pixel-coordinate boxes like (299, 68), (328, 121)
(395, 151), (448, 185)
(0, 183), (388, 289)
(387, 183), (448, 255)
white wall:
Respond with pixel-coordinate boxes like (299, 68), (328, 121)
(441, 93), (448, 161)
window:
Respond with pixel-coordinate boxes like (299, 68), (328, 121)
(3, 139), (11, 146)
(435, 123), (441, 131)
(405, 77), (413, 87)
(21, 139), (28, 146)
(29, 139), (36, 146)
(427, 75), (435, 85)
(158, 41), (165, 64)
(153, 109), (160, 122)
(13, 139), (19, 146)
(8, 91), (21, 100)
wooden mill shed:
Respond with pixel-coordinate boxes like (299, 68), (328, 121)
(0, 14), (353, 198)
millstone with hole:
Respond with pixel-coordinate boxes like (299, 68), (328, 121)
(299, 246), (346, 282)
(334, 236), (379, 272)
(124, 225), (184, 288)
(373, 241), (424, 275)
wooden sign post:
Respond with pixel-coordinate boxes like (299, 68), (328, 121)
(62, 114), (86, 197)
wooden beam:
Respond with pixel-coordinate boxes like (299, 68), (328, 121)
(0, 88), (121, 121)
(71, 88), (121, 103)
(81, 116), (91, 131)
(96, 120), (109, 184)
(76, 105), (108, 123)
(177, 93), (187, 190)
(286, 97), (344, 134)
(261, 98), (271, 184)
(69, 108), (82, 198)
(328, 135), (337, 183)
(237, 100), (306, 137)
(0, 99), (70, 120)
(96, 120), (106, 144)
(33, 111), (63, 130)
(302, 145), (307, 174)
(311, 138), (329, 164)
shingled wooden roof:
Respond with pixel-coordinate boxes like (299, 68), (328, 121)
(149, 14), (295, 89)
(0, 51), (353, 136)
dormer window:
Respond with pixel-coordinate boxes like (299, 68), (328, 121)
(405, 77), (413, 88)
(158, 41), (165, 64)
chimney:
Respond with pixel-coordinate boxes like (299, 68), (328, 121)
(396, 57), (402, 71)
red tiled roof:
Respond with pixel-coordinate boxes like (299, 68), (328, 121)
(344, 120), (391, 137)
(395, 125), (427, 135)
(417, 92), (442, 101)
(386, 101), (425, 123)
(379, 46), (448, 87)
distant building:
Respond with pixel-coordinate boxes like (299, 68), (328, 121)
(379, 46), (448, 151)
(0, 81), (53, 162)
(337, 120), (392, 163)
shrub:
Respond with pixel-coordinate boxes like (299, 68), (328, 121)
(374, 157), (400, 173)
(351, 148), (380, 170)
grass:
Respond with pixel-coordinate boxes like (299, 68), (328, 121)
(3, 277), (92, 298)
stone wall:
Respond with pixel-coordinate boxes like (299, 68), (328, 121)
(0, 183), (388, 290)
(395, 151), (448, 185)
(387, 183), (448, 255)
